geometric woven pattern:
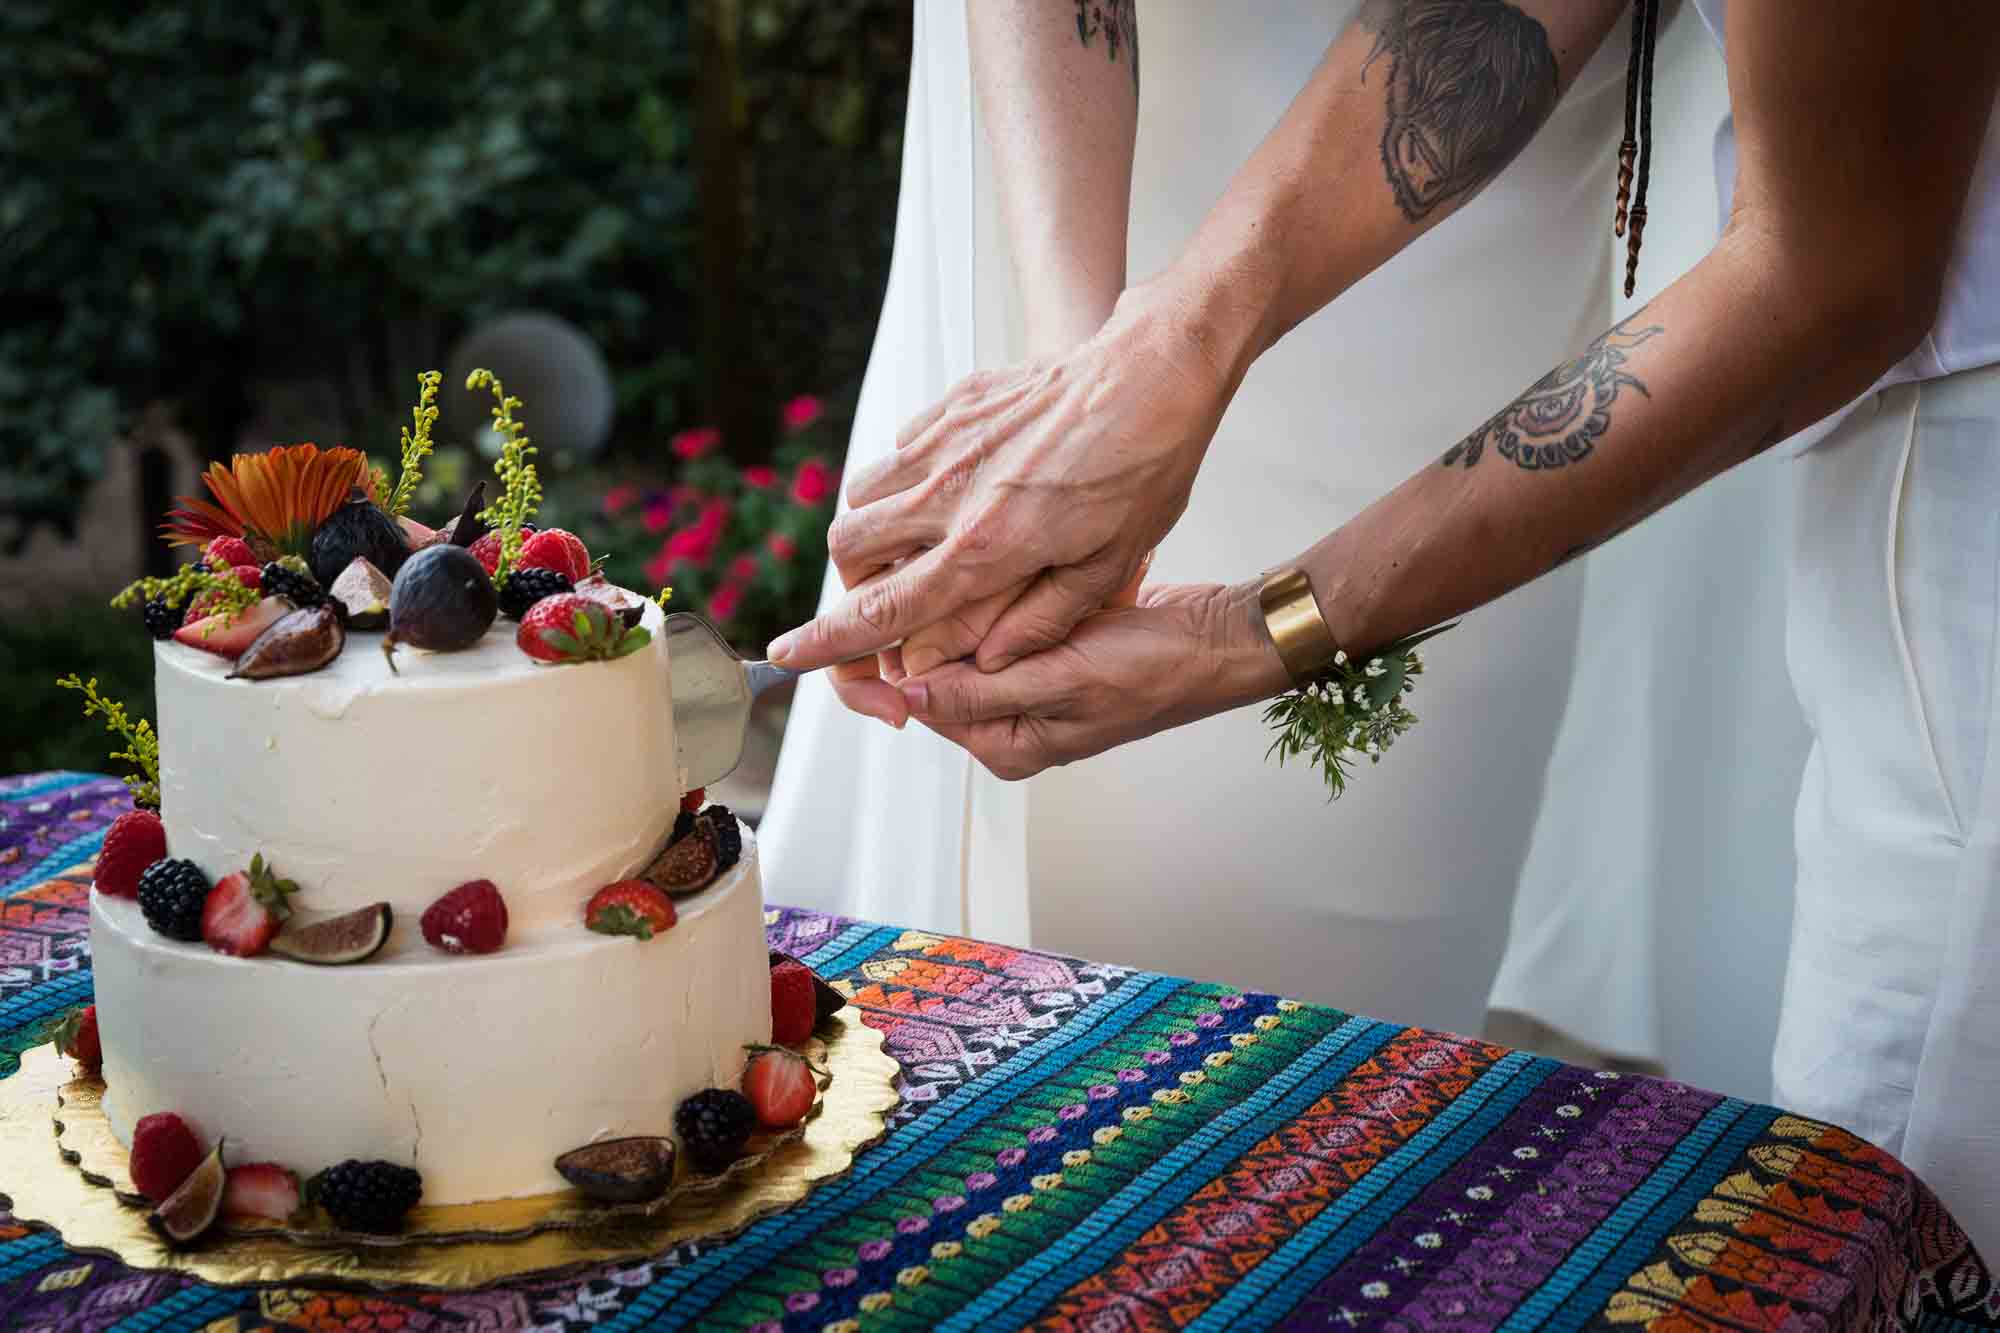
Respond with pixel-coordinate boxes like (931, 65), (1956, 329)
(0, 772), (1992, 1331)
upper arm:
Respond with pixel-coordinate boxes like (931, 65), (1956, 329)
(1349, 0), (1631, 220)
(1723, 1), (2000, 337)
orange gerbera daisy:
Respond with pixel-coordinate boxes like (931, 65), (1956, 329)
(165, 444), (374, 559)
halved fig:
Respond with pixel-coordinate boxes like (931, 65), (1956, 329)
(148, 1140), (225, 1247)
(268, 903), (393, 965)
(555, 1136), (676, 1203)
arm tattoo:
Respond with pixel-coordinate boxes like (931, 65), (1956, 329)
(1074, 0), (1139, 94)
(1357, 0), (1559, 221)
(1440, 313), (1663, 470)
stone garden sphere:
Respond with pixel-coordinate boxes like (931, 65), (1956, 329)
(446, 311), (615, 461)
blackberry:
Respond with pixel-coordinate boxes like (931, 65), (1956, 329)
(498, 566), (573, 620)
(261, 560), (324, 608)
(136, 859), (209, 941)
(670, 809), (697, 845)
(310, 1159), (423, 1233)
(702, 806), (743, 872)
(142, 596), (181, 640)
(674, 1088), (756, 1171)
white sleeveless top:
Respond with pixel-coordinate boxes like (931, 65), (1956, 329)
(1694, 0), (2000, 389)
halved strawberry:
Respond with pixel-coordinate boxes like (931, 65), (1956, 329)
(172, 596), (290, 659)
(516, 527), (591, 582)
(130, 1111), (205, 1201)
(95, 809), (166, 899)
(201, 854), (299, 957)
(184, 564), (264, 622)
(223, 1162), (302, 1221)
(204, 537), (258, 571)
(53, 1004), (101, 1074)
(585, 880), (677, 940)
(742, 1047), (817, 1128)
(516, 595), (651, 665)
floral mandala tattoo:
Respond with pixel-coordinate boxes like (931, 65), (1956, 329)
(1441, 315), (1664, 470)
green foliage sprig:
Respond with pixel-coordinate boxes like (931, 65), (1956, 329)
(468, 368), (541, 588)
(388, 371), (442, 519)
(111, 565), (259, 627)
(1263, 623), (1456, 799)
(55, 674), (160, 808)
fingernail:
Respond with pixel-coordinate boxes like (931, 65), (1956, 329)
(767, 631), (797, 664)
(900, 680), (929, 715)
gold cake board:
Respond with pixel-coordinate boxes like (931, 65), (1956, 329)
(0, 1009), (898, 1289)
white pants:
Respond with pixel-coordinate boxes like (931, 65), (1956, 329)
(1780, 361), (2000, 1254)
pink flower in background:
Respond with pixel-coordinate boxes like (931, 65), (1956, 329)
(743, 464), (779, 490)
(707, 582), (743, 623)
(791, 457), (833, 506)
(671, 484), (704, 510)
(767, 533), (797, 562)
(781, 395), (824, 431)
(671, 426), (721, 460)
(730, 554), (759, 582)
(642, 501), (673, 534)
(695, 499), (732, 537)
(667, 526), (717, 567)
(601, 483), (639, 516)
(644, 546), (675, 587)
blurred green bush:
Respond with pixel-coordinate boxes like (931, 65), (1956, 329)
(0, 0), (908, 548)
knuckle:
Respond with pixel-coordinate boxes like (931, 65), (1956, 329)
(855, 580), (903, 634)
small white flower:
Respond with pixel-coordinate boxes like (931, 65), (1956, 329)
(1362, 1282), (1390, 1300)
(1365, 662), (1386, 678)
(1334, 650), (1347, 666)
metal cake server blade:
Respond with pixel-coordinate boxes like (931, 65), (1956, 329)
(667, 612), (801, 789)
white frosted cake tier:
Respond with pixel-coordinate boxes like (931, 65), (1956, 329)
(153, 598), (680, 934)
(91, 830), (770, 1205)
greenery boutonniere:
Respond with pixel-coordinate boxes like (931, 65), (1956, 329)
(1263, 623), (1456, 798)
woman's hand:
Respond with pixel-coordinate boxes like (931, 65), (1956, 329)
(894, 580), (1289, 780)
(767, 281), (1241, 675)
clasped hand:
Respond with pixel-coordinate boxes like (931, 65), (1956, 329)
(767, 286), (1288, 777)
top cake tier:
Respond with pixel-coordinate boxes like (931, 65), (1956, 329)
(154, 598), (680, 934)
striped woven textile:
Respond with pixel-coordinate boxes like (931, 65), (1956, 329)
(0, 771), (1992, 1332)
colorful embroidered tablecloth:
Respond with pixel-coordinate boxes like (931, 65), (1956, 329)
(0, 772), (1994, 1332)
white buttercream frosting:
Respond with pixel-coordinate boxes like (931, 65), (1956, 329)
(93, 831), (770, 1204)
(98, 593), (778, 1206)
(153, 599), (680, 935)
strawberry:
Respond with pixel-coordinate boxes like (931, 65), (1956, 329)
(516, 595), (652, 665)
(202, 854), (299, 957)
(585, 880), (678, 940)
(223, 1163), (302, 1221)
(516, 527), (591, 582)
(770, 960), (817, 1046)
(421, 878), (509, 954)
(204, 536), (258, 572)
(184, 564), (264, 622)
(172, 596), (290, 659)
(53, 1005), (102, 1074)
(742, 1047), (817, 1128)
(680, 787), (707, 814)
(130, 1111), (205, 1201)
(468, 530), (505, 575)
(95, 810), (167, 899)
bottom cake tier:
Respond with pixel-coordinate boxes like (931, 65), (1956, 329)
(89, 826), (770, 1206)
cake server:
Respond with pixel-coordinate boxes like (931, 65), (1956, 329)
(666, 612), (802, 789)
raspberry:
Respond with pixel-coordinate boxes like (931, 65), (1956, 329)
(770, 960), (817, 1045)
(419, 879), (509, 954)
(130, 1112), (205, 1201)
(204, 537), (258, 571)
(95, 810), (166, 899)
(515, 527), (591, 582)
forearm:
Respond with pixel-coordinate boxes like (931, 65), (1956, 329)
(968, 0), (1137, 354)
(1155, 0), (1624, 381)
(1292, 233), (1931, 659)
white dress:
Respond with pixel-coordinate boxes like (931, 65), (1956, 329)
(764, 1), (1631, 1035)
